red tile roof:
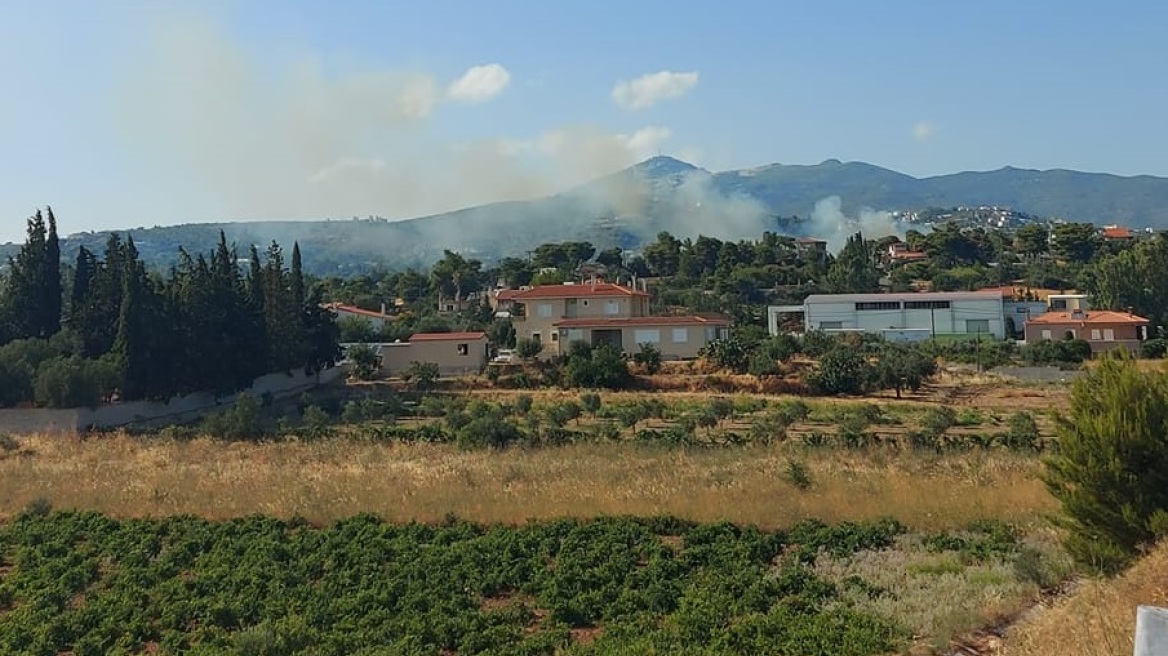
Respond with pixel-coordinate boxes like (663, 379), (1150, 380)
(1026, 310), (1149, 326)
(409, 332), (488, 341)
(1102, 226), (1134, 239)
(494, 289), (521, 301)
(554, 315), (729, 329)
(510, 283), (648, 299)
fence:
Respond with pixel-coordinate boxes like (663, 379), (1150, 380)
(0, 366), (344, 434)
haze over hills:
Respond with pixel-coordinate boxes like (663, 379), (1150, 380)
(5, 157), (1168, 276)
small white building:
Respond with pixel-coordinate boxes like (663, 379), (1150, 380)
(770, 291), (1006, 340)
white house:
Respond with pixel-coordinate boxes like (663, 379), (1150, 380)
(769, 291), (1006, 341)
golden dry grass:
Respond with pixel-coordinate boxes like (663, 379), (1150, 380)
(0, 434), (1054, 531)
(1003, 540), (1168, 656)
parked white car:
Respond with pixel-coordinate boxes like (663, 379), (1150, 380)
(492, 349), (517, 364)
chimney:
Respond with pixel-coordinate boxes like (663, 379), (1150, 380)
(1071, 308), (1085, 320)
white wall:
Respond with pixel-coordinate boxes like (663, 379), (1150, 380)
(806, 297), (1005, 339)
(0, 367), (343, 434)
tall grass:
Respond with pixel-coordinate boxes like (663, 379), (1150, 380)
(0, 433), (1054, 531)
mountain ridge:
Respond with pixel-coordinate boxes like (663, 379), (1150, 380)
(5, 157), (1168, 275)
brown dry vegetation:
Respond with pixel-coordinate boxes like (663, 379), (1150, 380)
(0, 435), (1055, 531)
(1002, 540), (1168, 656)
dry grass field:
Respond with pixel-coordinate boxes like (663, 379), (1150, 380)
(1002, 541), (1168, 656)
(0, 434), (1055, 532)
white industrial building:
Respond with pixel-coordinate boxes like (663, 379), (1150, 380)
(768, 291), (1006, 341)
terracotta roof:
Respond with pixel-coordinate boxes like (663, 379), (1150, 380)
(1026, 310), (1149, 326)
(554, 315), (729, 328)
(1102, 226), (1134, 239)
(325, 303), (392, 320)
(511, 283), (648, 299)
(494, 289), (521, 301)
(409, 332), (488, 341)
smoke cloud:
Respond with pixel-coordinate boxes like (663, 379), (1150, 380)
(115, 12), (690, 228)
(809, 196), (902, 253)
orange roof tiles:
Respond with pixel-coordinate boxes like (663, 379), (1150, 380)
(1026, 310), (1148, 325)
(510, 283), (648, 299)
(554, 315), (729, 328)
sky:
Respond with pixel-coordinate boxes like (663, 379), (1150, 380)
(2, 0), (1167, 243)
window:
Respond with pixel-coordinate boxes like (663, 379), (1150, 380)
(705, 327), (716, 341)
(855, 301), (901, 311)
(671, 328), (688, 343)
(457, 343), (468, 355)
(904, 300), (951, 310)
(966, 319), (990, 334)
(604, 300), (621, 315)
(1051, 299), (1068, 310)
(819, 321), (843, 329)
(582, 300), (589, 306)
(550, 332), (558, 342)
(531, 332), (541, 343)
(567, 329), (584, 342)
(1090, 329), (1101, 341)
(1103, 329), (1115, 341)
(1041, 329), (1052, 340)
(633, 329), (661, 344)
(537, 303), (553, 318)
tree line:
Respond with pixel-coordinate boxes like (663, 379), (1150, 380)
(0, 209), (339, 408)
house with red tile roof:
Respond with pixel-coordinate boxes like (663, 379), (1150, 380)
(1100, 225), (1136, 241)
(1023, 309), (1149, 355)
(491, 281), (728, 359)
(377, 331), (489, 376)
(325, 302), (395, 329)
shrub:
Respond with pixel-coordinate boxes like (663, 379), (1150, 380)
(783, 459), (813, 491)
(402, 361), (440, 390)
(700, 336), (751, 373)
(1044, 354), (1168, 573)
(515, 394), (534, 416)
(1141, 338), (1168, 359)
(1003, 411), (1041, 452)
(515, 338), (543, 360)
(346, 343), (380, 380)
(632, 342), (663, 374)
(807, 347), (870, 396)
(566, 344), (631, 390)
(579, 392), (602, 415)
(32, 356), (120, 408)
(456, 417), (526, 450)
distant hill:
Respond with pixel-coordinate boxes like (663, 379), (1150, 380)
(4, 157), (1168, 275)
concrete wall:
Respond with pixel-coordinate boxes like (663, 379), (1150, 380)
(0, 367), (343, 434)
(557, 324), (727, 360)
(378, 338), (489, 376)
(805, 297), (1005, 339)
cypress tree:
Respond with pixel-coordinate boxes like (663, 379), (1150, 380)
(69, 246), (96, 330)
(42, 206), (62, 337)
(3, 211), (48, 339)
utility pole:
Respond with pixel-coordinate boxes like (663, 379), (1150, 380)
(930, 306), (936, 339)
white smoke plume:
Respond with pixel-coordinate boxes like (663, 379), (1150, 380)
(114, 12), (693, 229)
(809, 196), (903, 253)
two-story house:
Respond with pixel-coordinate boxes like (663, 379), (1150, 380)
(493, 282), (729, 359)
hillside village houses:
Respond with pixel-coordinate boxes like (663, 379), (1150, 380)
(490, 281), (729, 360)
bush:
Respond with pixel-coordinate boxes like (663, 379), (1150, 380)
(1043, 354), (1168, 573)
(700, 336), (750, 373)
(1141, 338), (1168, 359)
(632, 342), (663, 374)
(32, 356), (119, 408)
(579, 392), (602, 415)
(202, 393), (267, 441)
(346, 344), (380, 380)
(402, 360), (440, 390)
(515, 338), (543, 360)
(807, 347), (870, 396)
(783, 459), (813, 491)
(566, 344), (631, 390)
(1003, 411), (1041, 452)
(456, 417), (526, 450)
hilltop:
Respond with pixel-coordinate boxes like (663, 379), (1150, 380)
(5, 157), (1168, 275)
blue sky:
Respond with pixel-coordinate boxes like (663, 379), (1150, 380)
(2, 0), (1167, 242)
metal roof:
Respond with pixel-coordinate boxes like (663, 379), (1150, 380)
(803, 291), (1004, 304)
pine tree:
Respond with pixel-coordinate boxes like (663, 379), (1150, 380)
(1043, 353), (1168, 573)
(825, 232), (881, 294)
